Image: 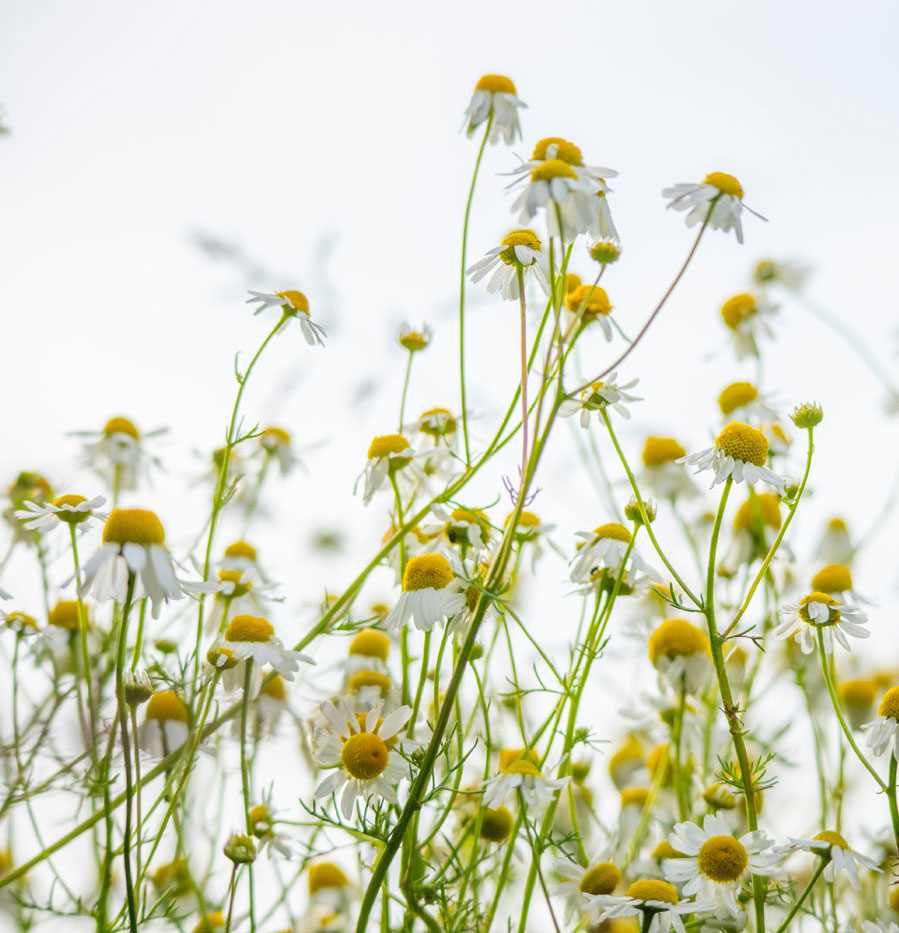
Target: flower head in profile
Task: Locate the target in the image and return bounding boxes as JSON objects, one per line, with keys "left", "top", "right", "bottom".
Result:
{"left": 861, "top": 686, "right": 899, "bottom": 760}
{"left": 482, "top": 748, "right": 567, "bottom": 809}
{"left": 559, "top": 373, "right": 641, "bottom": 427}
{"left": 648, "top": 619, "right": 712, "bottom": 694}
{"left": 73, "top": 417, "right": 165, "bottom": 492}
{"left": 773, "top": 592, "right": 868, "bottom": 654}
{"left": 775, "top": 830, "right": 879, "bottom": 890}
{"left": 467, "top": 229, "right": 549, "bottom": 301}
{"left": 139, "top": 690, "right": 189, "bottom": 757}
{"left": 586, "top": 878, "right": 714, "bottom": 933}
{"left": 552, "top": 856, "right": 621, "bottom": 922}
{"left": 718, "top": 292, "right": 778, "bottom": 360}
{"left": 507, "top": 137, "right": 617, "bottom": 197}
{"left": 217, "top": 614, "right": 313, "bottom": 696}
{"left": 663, "top": 172, "right": 764, "bottom": 244}
{"left": 565, "top": 283, "right": 618, "bottom": 341}
{"left": 259, "top": 426, "right": 301, "bottom": 476}
{"left": 313, "top": 699, "right": 414, "bottom": 819}
{"left": 384, "top": 553, "right": 466, "bottom": 633}
{"left": 15, "top": 494, "right": 107, "bottom": 536}
{"left": 358, "top": 434, "right": 417, "bottom": 505}
{"left": 752, "top": 258, "right": 811, "bottom": 292}
{"left": 640, "top": 436, "right": 698, "bottom": 501}
{"left": 717, "top": 382, "right": 777, "bottom": 423}
{"left": 245, "top": 290, "right": 326, "bottom": 346}
{"left": 570, "top": 522, "right": 658, "bottom": 585}
{"left": 397, "top": 322, "right": 432, "bottom": 353}
{"left": 463, "top": 74, "right": 526, "bottom": 145}
{"left": 678, "top": 422, "right": 785, "bottom": 493}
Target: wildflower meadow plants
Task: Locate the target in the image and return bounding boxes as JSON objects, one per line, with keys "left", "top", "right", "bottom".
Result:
{"left": 3, "top": 73, "right": 899, "bottom": 933}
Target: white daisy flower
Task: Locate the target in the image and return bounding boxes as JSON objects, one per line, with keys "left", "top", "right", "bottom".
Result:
{"left": 814, "top": 516, "right": 854, "bottom": 565}
{"left": 421, "top": 505, "right": 491, "bottom": 552}
{"left": 717, "top": 382, "right": 777, "bottom": 424}
{"left": 504, "top": 509, "right": 554, "bottom": 568}
{"left": 248, "top": 793, "right": 296, "bottom": 858}
{"left": 397, "top": 321, "right": 431, "bottom": 353}
{"left": 564, "top": 283, "right": 619, "bottom": 341}
{"left": 752, "top": 258, "right": 812, "bottom": 292}
{"left": 138, "top": 690, "right": 189, "bottom": 758}
{"left": 79, "top": 508, "right": 183, "bottom": 618}
{"left": 775, "top": 830, "right": 879, "bottom": 890}
{"left": 384, "top": 553, "right": 467, "bottom": 633}
{"left": 220, "top": 539, "right": 268, "bottom": 580}
{"left": 482, "top": 750, "right": 567, "bottom": 810}
{"left": 298, "top": 904, "right": 351, "bottom": 933}
{"left": 639, "top": 436, "right": 699, "bottom": 501}
{"left": 357, "top": 434, "right": 418, "bottom": 505}
{"left": 307, "top": 861, "right": 354, "bottom": 911}
{"left": 861, "top": 686, "right": 899, "bottom": 760}
{"left": 506, "top": 137, "right": 617, "bottom": 197}
{"left": 259, "top": 426, "right": 301, "bottom": 476}
{"left": 404, "top": 407, "right": 458, "bottom": 449}
{"left": 1, "top": 610, "right": 39, "bottom": 636}
{"left": 663, "top": 172, "right": 763, "bottom": 244}
{"left": 587, "top": 879, "right": 715, "bottom": 933}
{"left": 570, "top": 522, "right": 658, "bottom": 584}
{"left": 552, "top": 856, "right": 621, "bottom": 922}
{"left": 15, "top": 494, "right": 108, "bottom": 534}
{"left": 559, "top": 372, "right": 641, "bottom": 427}
{"left": 245, "top": 289, "right": 326, "bottom": 346}
{"left": 863, "top": 921, "right": 899, "bottom": 933}
{"left": 719, "top": 292, "right": 778, "bottom": 360}
{"left": 808, "top": 563, "right": 864, "bottom": 604}
{"left": 648, "top": 619, "right": 713, "bottom": 695}
{"left": 219, "top": 613, "right": 313, "bottom": 696}
{"left": 462, "top": 74, "right": 526, "bottom": 145}
{"left": 511, "top": 158, "right": 601, "bottom": 241}
{"left": 194, "top": 567, "right": 282, "bottom": 634}
{"left": 73, "top": 416, "right": 165, "bottom": 492}
{"left": 678, "top": 422, "right": 786, "bottom": 493}
{"left": 773, "top": 592, "right": 868, "bottom": 654}
{"left": 313, "top": 699, "right": 414, "bottom": 820}
{"left": 466, "top": 229, "right": 549, "bottom": 301}
{"left": 664, "top": 814, "right": 779, "bottom": 917}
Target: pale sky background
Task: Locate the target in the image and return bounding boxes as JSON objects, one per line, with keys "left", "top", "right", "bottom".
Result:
{"left": 2, "top": 0, "right": 899, "bottom": 918}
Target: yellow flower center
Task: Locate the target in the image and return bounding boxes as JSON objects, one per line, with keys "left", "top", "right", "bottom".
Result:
{"left": 418, "top": 407, "right": 456, "bottom": 435}
{"left": 733, "top": 494, "right": 782, "bottom": 531}
{"left": 718, "top": 382, "right": 759, "bottom": 416}
{"left": 566, "top": 284, "right": 612, "bottom": 315}
{"left": 828, "top": 517, "right": 847, "bottom": 532}
{"left": 811, "top": 564, "right": 852, "bottom": 593}
{"left": 531, "top": 158, "right": 578, "bottom": 182}
{"left": 813, "top": 830, "right": 849, "bottom": 850}
{"left": 499, "top": 748, "right": 541, "bottom": 771}
{"left": 642, "top": 436, "right": 686, "bottom": 467}
{"left": 626, "top": 879, "right": 679, "bottom": 904}
{"left": 579, "top": 862, "right": 621, "bottom": 895}
{"left": 349, "top": 628, "right": 391, "bottom": 660}
{"left": 207, "top": 643, "right": 238, "bottom": 670}
{"left": 48, "top": 600, "right": 81, "bottom": 631}
{"left": 225, "top": 614, "right": 274, "bottom": 643}
{"left": 262, "top": 426, "right": 291, "bottom": 446}
{"left": 5, "top": 612, "right": 38, "bottom": 632}
{"left": 703, "top": 784, "right": 737, "bottom": 810}
{"left": 145, "top": 690, "right": 188, "bottom": 723}
{"left": 274, "top": 290, "right": 310, "bottom": 315}
{"left": 50, "top": 494, "right": 91, "bottom": 525}
{"left": 248, "top": 805, "right": 271, "bottom": 837}
{"left": 480, "top": 806, "right": 514, "bottom": 841}
{"left": 501, "top": 759, "right": 542, "bottom": 777}
{"left": 837, "top": 678, "right": 875, "bottom": 708}
{"left": 720, "top": 293, "right": 757, "bottom": 329}
{"left": 697, "top": 835, "right": 748, "bottom": 883}
{"left": 878, "top": 686, "right": 899, "bottom": 720}
{"left": 261, "top": 674, "right": 286, "bottom": 700}
{"left": 714, "top": 422, "right": 769, "bottom": 466}
{"left": 399, "top": 330, "right": 429, "bottom": 351}
{"left": 648, "top": 619, "right": 711, "bottom": 663}
{"left": 566, "top": 273, "right": 582, "bottom": 293}
{"left": 498, "top": 229, "right": 542, "bottom": 265}
{"left": 368, "top": 434, "right": 411, "bottom": 459}
{"left": 218, "top": 569, "right": 252, "bottom": 597}
{"left": 348, "top": 670, "right": 392, "bottom": 696}
{"left": 402, "top": 554, "right": 454, "bottom": 592}
{"left": 592, "top": 522, "right": 632, "bottom": 543}
{"left": 192, "top": 911, "right": 225, "bottom": 933}
{"left": 798, "top": 592, "right": 840, "bottom": 625}
{"left": 103, "top": 416, "right": 140, "bottom": 439}
{"left": 609, "top": 736, "right": 644, "bottom": 774}
{"left": 651, "top": 841, "right": 684, "bottom": 860}
{"left": 308, "top": 861, "right": 350, "bottom": 894}
{"left": 474, "top": 73, "right": 517, "bottom": 95}
{"left": 703, "top": 172, "right": 744, "bottom": 199}
{"left": 531, "top": 137, "right": 583, "bottom": 166}
{"left": 103, "top": 508, "right": 166, "bottom": 546}
{"left": 620, "top": 788, "right": 650, "bottom": 808}
{"left": 341, "top": 731, "right": 389, "bottom": 780}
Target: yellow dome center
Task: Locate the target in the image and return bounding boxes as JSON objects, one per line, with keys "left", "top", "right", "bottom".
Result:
{"left": 651, "top": 840, "right": 684, "bottom": 860}
{"left": 592, "top": 522, "right": 631, "bottom": 543}
{"left": 878, "top": 686, "right": 899, "bottom": 719}
{"left": 224, "top": 540, "right": 257, "bottom": 560}
{"left": 207, "top": 644, "right": 238, "bottom": 670}
{"left": 648, "top": 619, "right": 710, "bottom": 662}
{"left": 348, "top": 670, "right": 392, "bottom": 695}
{"left": 225, "top": 614, "right": 274, "bottom": 643}
{"left": 103, "top": 416, "right": 140, "bottom": 439}
{"left": 274, "top": 290, "right": 310, "bottom": 315}
{"left": 145, "top": 690, "right": 188, "bottom": 723}
{"left": 192, "top": 910, "right": 225, "bottom": 933}
{"left": 399, "top": 330, "right": 429, "bottom": 351}
{"left": 811, "top": 564, "right": 853, "bottom": 593}
{"left": 642, "top": 436, "right": 686, "bottom": 467}
{"left": 714, "top": 422, "right": 769, "bottom": 466}
{"left": 626, "top": 879, "right": 678, "bottom": 904}
{"left": 837, "top": 678, "right": 875, "bottom": 708}
{"left": 798, "top": 592, "right": 840, "bottom": 625}
{"left": 308, "top": 861, "right": 350, "bottom": 893}
{"left": 703, "top": 172, "right": 744, "bottom": 199}
{"left": 828, "top": 517, "right": 848, "bottom": 532}
{"left": 218, "top": 569, "right": 252, "bottom": 597}
{"left": 103, "top": 508, "right": 166, "bottom": 546}
{"left": 733, "top": 494, "right": 782, "bottom": 531}
{"left": 531, "top": 159, "right": 578, "bottom": 182}
{"left": 567, "top": 284, "right": 612, "bottom": 315}
{"left": 261, "top": 674, "right": 286, "bottom": 700}
{"left": 620, "top": 788, "right": 650, "bottom": 808}
{"left": 697, "top": 835, "right": 748, "bottom": 882}
{"left": 349, "top": 628, "right": 391, "bottom": 660}
{"left": 720, "top": 294, "right": 757, "bottom": 329}
{"left": 262, "top": 426, "right": 291, "bottom": 446}
{"left": 501, "top": 228, "right": 542, "bottom": 251}
{"left": 813, "top": 830, "right": 849, "bottom": 849}
{"left": 474, "top": 74, "right": 517, "bottom": 95}
{"left": 368, "top": 434, "right": 411, "bottom": 459}
{"left": 531, "top": 137, "right": 583, "bottom": 166}
{"left": 718, "top": 382, "right": 758, "bottom": 416}
{"left": 48, "top": 600, "right": 81, "bottom": 630}
{"left": 402, "top": 554, "right": 454, "bottom": 592}
{"left": 579, "top": 862, "right": 621, "bottom": 895}
{"left": 341, "top": 731, "right": 389, "bottom": 780}
{"left": 51, "top": 494, "right": 90, "bottom": 525}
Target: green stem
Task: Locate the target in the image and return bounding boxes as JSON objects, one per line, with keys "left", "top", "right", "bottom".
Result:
{"left": 398, "top": 349, "right": 415, "bottom": 432}
{"left": 774, "top": 859, "right": 826, "bottom": 933}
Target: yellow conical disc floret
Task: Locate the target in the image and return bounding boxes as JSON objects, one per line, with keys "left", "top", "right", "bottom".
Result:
{"left": 274, "top": 290, "right": 310, "bottom": 315}
{"left": 837, "top": 678, "right": 875, "bottom": 708}
{"left": 531, "top": 137, "right": 583, "bottom": 166}
{"left": 348, "top": 670, "right": 392, "bottom": 695}
{"left": 652, "top": 840, "right": 684, "bottom": 860}
{"left": 368, "top": 434, "right": 411, "bottom": 459}
{"left": 225, "top": 615, "right": 274, "bottom": 643}
{"left": 718, "top": 382, "right": 758, "bottom": 416}
{"left": 341, "top": 731, "right": 389, "bottom": 780}
{"left": 261, "top": 674, "right": 286, "bottom": 701}
{"left": 813, "top": 830, "right": 850, "bottom": 849}
{"left": 593, "top": 523, "right": 632, "bottom": 543}
{"left": 620, "top": 788, "right": 650, "bottom": 808}
{"left": 50, "top": 494, "right": 91, "bottom": 524}
{"left": 48, "top": 600, "right": 81, "bottom": 631}
{"left": 402, "top": 554, "right": 454, "bottom": 592}
{"left": 811, "top": 564, "right": 852, "bottom": 593}
{"left": 349, "top": 628, "right": 391, "bottom": 661}
{"left": 579, "top": 862, "right": 621, "bottom": 895}
{"left": 734, "top": 494, "right": 782, "bottom": 531}
{"left": 642, "top": 436, "right": 686, "bottom": 467}
{"left": 308, "top": 861, "right": 351, "bottom": 893}
{"left": 103, "top": 416, "right": 140, "bottom": 439}
{"left": 145, "top": 690, "right": 188, "bottom": 723}
{"left": 704, "top": 172, "right": 744, "bottom": 199}
{"left": 474, "top": 74, "right": 517, "bottom": 95}
{"left": 697, "top": 835, "right": 748, "bottom": 882}
{"left": 715, "top": 422, "right": 769, "bottom": 466}
{"left": 626, "top": 879, "right": 679, "bottom": 904}
{"left": 567, "top": 284, "right": 612, "bottom": 315}
{"left": 103, "top": 508, "right": 166, "bottom": 546}
{"left": 878, "top": 686, "right": 899, "bottom": 720}
{"left": 499, "top": 748, "right": 540, "bottom": 771}
{"left": 531, "top": 159, "right": 578, "bottom": 182}
{"left": 720, "top": 294, "right": 756, "bottom": 329}
{"left": 649, "top": 619, "right": 710, "bottom": 663}
{"left": 498, "top": 229, "right": 542, "bottom": 266}
{"left": 224, "top": 540, "right": 257, "bottom": 561}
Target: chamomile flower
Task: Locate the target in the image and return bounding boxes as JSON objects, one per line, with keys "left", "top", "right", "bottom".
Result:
{"left": 665, "top": 814, "right": 779, "bottom": 917}
{"left": 565, "top": 283, "right": 618, "bottom": 340}
{"left": 384, "top": 554, "right": 467, "bottom": 633}
{"left": 463, "top": 74, "right": 526, "bottom": 145}
{"left": 79, "top": 508, "right": 183, "bottom": 618}
{"left": 397, "top": 321, "right": 431, "bottom": 353}
{"left": 220, "top": 614, "right": 313, "bottom": 693}
{"left": 15, "top": 494, "right": 108, "bottom": 534}
{"left": 313, "top": 699, "right": 414, "bottom": 819}
{"left": 815, "top": 517, "right": 854, "bottom": 565}
{"left": 716, "top": 382, "right": 777, "bottom": 423}
{"left": 837, "top": 678, "right": 877, "bottom": 730}
{"left": 648, "top": 619, "right": 712, "bottom": 694}
{"left": 752, "top": 258, "right": 812, "bottom": 292}
{"left": 248, "top": 794, "right": 295, "bottom": 858}
{"left": 774, "top": 592, "right": 869, "bottom": 654}
{"left": 719, "top": 293, "right": 778, "bottom": 360}
{"left": 775, "top": 831, "right": 879, "bottom": 890}
{"left": 559, "top": 373, "right": 641, "bottom": 427}
{"left": 139, "top": 690, "right": 189, "bottom": 757}
{"left": 587, "top": 879, "right": 714, "bottom": 933}
{"left": 307, "top": 861, "right": 354, "bottom": 911}
{"left": 861, "top": 686, "right": 899, "bottom": 760}
{"left": 663, "top": 172, "right": 763, "bottom": 244}
{"left": 245, "top": 290, "right": 326, "bottom": 346}
{"left": 679, "top": 422, "right": 786, "bottom": 493}
{"left": 358, "top": 434, "right": 417, "bottom": 505}
{"left": 552, "top": 857, "right": 621, "bottom": 922}
{"left": 404, "top": 408, "right": 458, "bottom": 448}
{"left": 809, "top": 563, "right": 862, "bottom": 603}
{"left": 570, "top": 523, "right": 658, "bottom": 584}
{"left": 259, "top": 426, "right": 300, "bottom": 476}
{"left": 482, "top": 749, "right": 567, "bottom": 809}
{"left": 511, "top": 158, "right": 601, "bottom": 241}
{"left": 74, "top": 417, "right": 165, "bottom": 492}
{"left": 640, "top": 437, "right": 699, "bottom": 501}
{"left": 422, "top": 505, "right": 491, "bottom": 552}
{"left": 507, "top": 137, "right": 617, "bottom": 195}
{"left": 467, "top": 229, "right": 549, "bottom": 300}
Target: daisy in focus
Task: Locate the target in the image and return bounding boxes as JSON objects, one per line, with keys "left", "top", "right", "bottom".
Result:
{"left": 217, "top": 614, "right": 313, "bottom": 696}
{"left": 587, "top": 879, "right": 714, "bottom": 933}
{"left": 774, "top": 592, "right": 869, "bottom": 653}
{"left": 559, "top": 373, "right": 641, "bottom": 427}
{"left": 384, "top": 553, "right": 466, "bottom": 633}
{"left": 664, "top": 814, "right": 779, "bottom": 916}
{"left": 511, "top": 155, "right": 602, "bottom": 241}
{"left": 775, "top": 830, "right": 879, "bottom": 890}
{"left": 861, "top": 686, "right": 899, "bottom": 760}
{"left": 467, "top": 229, "right": 549, "bottom": 301}
{"left": 462, "top": 74, "right": 526, "bottom": 145}
{"left": 506, "top": 137, "right": 617, "bottom": 197}
{"left": 679, "top": 421, "right": 786, "bottom": 492}
{"left": 15, "top": 494, "right": 107, "bottom": 535}
{"left": 663, "top": 172, "right": 764, "bottom": 244}
{"left": 570, "top": 522, "right": 658, "bottom": 585}
{"left": 245, "top": 289, "right": 326, "bottom": 346}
